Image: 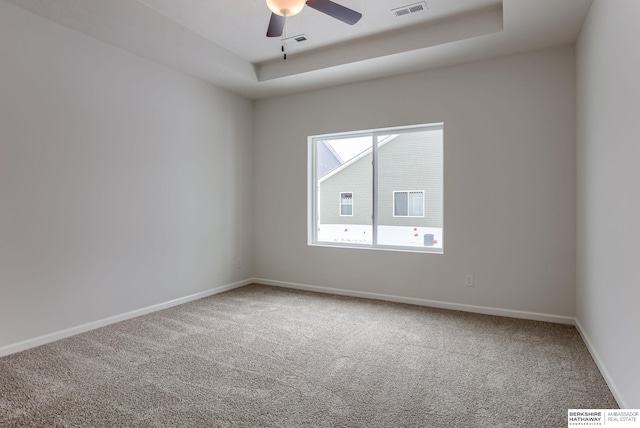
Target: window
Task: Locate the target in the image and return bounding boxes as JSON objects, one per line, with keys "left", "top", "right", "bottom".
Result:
{"left": 394, "top": 191, "right": 424, "bottom": 217}
{"left": 340, "top": 192, "right": 353, "bottom": 216}
{"left": 308, "top": 123, "right": 443, "bottom": 252}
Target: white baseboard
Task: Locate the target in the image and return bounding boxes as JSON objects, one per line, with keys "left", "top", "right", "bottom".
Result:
{"left": 256, "top": 279, "right": 631, "bottom": 406}
{"left": 253, "top": 278, "right": 576, "bottom": 325}
{"left": 4, "top": 277, "right": 625, "bottom": 408}
{"left": 0, "top": 278, "right": 252, "bottom": 358}
{"left": 574, "top": 319, "right": 627, "bottom": 409}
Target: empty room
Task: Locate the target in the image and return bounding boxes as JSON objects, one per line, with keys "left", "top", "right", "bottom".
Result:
{"left": 1, "top": 0, "right": 638, "bottom": 426}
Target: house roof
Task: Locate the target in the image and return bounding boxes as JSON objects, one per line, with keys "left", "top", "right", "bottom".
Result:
{"left": 318, "top": 134, "right": 398, "bottom": 183}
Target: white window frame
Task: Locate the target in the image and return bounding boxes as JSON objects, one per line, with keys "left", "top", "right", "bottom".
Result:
{"left": 393, "top": 190, "right": 425, "bottom": 218}
{"left": 307, "top": 122, "right": 443, "bottom": 254}
{"left": 339, "top": 192, "right": 354, "bottom": 216}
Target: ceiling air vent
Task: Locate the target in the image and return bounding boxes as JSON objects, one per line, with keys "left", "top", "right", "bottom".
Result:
{"left": 392, "top": 2, "right": 427, "bottom": 18}
{"left": 283, "top": 34, "right": 308, "bottom": 45}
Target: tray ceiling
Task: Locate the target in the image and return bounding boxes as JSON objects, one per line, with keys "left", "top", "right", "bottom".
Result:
{"left": 2, "top": 0, "right": 592, "bottom": 99}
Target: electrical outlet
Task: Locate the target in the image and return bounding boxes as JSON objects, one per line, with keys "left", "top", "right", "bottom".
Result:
{"left": 236, "top": 259, "right": 241, "bottom": 270}
{"left": 465, "top": 274, "right": 474, "bottom": 287}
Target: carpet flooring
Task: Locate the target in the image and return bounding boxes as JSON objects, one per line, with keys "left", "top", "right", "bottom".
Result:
{"left": 0, "top": 284, "right": 617, "bottom": 427}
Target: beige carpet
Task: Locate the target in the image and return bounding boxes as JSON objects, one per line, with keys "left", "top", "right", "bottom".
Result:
{"left": 0, "top": 284, "right": 617, "bottom": 427}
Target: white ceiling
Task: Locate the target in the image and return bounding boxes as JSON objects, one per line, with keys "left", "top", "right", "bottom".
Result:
{"left": 3, "top": 0, "right": 593, "bottom": 100}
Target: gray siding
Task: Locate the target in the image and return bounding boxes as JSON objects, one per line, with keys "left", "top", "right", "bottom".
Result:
{"left": 318, "top": 128, "right": 442, "bottom": 227}
{"left": 378, "top": 130, "right": 443, "bottom": 227}
{"left": 319, "top": 152, "right": 373, "bottom": 225}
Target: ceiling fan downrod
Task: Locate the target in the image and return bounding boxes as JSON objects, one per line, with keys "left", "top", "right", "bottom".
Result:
{"left": 281, "top": 14, "right": 287, "bottom": 60}
{"left": 265, "top": 0, "right": 363, "bottom": 60}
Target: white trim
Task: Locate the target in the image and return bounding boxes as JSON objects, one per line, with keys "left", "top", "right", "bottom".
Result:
{"left": 311, "top": 123, "right": 443, "bottom": 253}
{"left": 3, "top": 276, "right": 624, "bottom": 408}
{"left": 310, "top": 122, "right": 443, "bottom": 144}
{"left": 393, "top": 190, "right": 425, "bottom": 217}
{"left": 372, "top": 134, "right": 379, "bottom": 244}
{"left": 307, "top": 136, "right": 317, "bottom": 245}
{"left": 253, "top": 278, "right": 576, "bottom": 325}
{"left": 0, "top": 279, "right": 252, "bottom": 357}
{"left": 308, "top": 241, "right": 443, "bottom": 254}
{"left": 574, "top": 319, "right": 627, "bottom": 408}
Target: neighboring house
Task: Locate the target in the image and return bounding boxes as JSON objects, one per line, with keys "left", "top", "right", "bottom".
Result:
{"left": 317, "top": 140, "right": 343, "bottom": 178}
{"left": 318, "top": 128, "right": 443, "bottom": 228}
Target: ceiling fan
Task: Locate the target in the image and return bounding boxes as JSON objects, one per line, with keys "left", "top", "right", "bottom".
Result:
{"left": 265, "top": 0, "right": 362, "bottom": 38}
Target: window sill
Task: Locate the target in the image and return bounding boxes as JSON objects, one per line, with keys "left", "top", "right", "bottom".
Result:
{"left": 308, "top": 242, "right": 444, "bottom": 254}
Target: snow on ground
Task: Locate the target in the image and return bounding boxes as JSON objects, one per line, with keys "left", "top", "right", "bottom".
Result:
{"left": 317, "top": 224, "right": 443, "bottom": 249}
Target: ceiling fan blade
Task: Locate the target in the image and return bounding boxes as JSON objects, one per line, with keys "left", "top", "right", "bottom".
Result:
{"left": 266, "top": 13, "right": 285, "bottom": 37}
{"left": 306, "top": 0, "right": 362, "bottom": 25}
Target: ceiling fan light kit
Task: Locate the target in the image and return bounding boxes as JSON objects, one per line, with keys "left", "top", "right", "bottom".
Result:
{"left": 265, "top": 0, "right": 306, "bottom": 17}
{"left": 265, "top": 0, "right": 362, "bottom": 59}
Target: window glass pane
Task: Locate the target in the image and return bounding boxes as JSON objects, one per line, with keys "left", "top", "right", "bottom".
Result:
{"left": 409, "top": 191, "right": 424, "bottom": 216}
{"left": 310, "top": 123, "right": 443, "bottom": 252}
{"left": 340, "top": 192, "right": 353, "bottom": 216}
{"left": 394, "top": 192, "right": 408, "bottom": 216}
{"left": 316, "top": 136, "right": 372, "bottom": 244}
{"left": 377, "top": 129, "right": 443, "bottom": 248}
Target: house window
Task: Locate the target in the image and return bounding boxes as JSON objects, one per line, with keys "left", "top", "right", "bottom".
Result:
{"left": 308, "top": 123, "right": 443, "bottom": 252}
{"left": 393, "top": 191, "right": 424, "bottom": 217}
{"left": 340, "top": 192, "right": 353, "bottom": 216}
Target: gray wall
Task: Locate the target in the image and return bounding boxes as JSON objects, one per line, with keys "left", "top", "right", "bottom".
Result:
{"left": 0, "top": 2, "right": 254, "bottom": 350}
{"left": 576, "top": 0, "right": 640, "bottom": 408}
{"left": 5, "top": 1, "right": 634, "bottom": 409}
{"left": 254, "top": 46, "right": 577, "bottom": 318}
